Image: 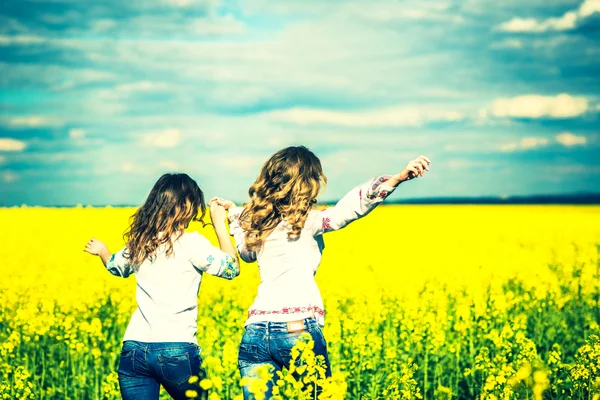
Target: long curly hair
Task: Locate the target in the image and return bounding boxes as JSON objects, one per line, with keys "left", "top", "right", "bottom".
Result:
{"left": 240, "top": 146, "right": 326, "bottom": 251}
{"left": 123, "top": 173, "right": 206, "bottom": 267}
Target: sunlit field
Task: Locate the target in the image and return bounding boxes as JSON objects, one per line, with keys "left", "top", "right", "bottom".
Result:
{"left": 1, "top": 205, "right": 599, "bottom": 399}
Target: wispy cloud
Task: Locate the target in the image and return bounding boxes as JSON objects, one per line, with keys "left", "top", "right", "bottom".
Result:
{"left": 488, "top": 94, "right": 589, "bottom": 119}
{"left": 1, "top": 171, "right": 18, "bottom": 183}
{"left": 556, "top": 132, "right": 587, "bottom": 147}
{"left": 264, "top": 106, "right": 464, "bottom": 128}
{"left": 498, "top": 0, "right": 600, "bottom": 33}
{"left": 0, "top": 138, "right": 27, "bottom": 151}
{"left": 69, "top": 129, "right": 86, "bottom": 139}
{"left": 141, "top": 128, "right": 182, "bottom": 148}
{"left": 4, "top": 116, "right": 63, "bottom": 128}
{"left": 499, "top": 137, "right": 549, "bottom": 152}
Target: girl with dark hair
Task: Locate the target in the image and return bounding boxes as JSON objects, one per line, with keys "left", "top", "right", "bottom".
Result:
{"left": 84, "top": 173, "right": 240, "bottom": 400}
{"left": 215, "top": 146, "right": 431, "bottom": 399}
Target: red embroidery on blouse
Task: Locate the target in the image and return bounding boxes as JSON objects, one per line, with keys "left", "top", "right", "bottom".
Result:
{"left": 366, "top": 176, "right": 392, "bottom": 200}
{"left": 322, "top": 217, "right": 331, "bottom": 230}
{"left": 248, "top": 306, "right": 325, "bottom": 318}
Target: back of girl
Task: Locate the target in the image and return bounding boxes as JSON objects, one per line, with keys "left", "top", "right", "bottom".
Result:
{"left": 216, "top": 146, "right": 430, "bottom": 399}
{"left": 84, "top": 173, "right": 240, "bottom": 400}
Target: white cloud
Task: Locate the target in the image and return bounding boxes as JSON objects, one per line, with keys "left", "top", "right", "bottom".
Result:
{"left": 2, "top": 171, "right": 18, "bottom": 183}
{"left": 498, "top": 0, "right": 600, "bottom": 32}
{"left": 191, "top": 14, "right": 246, "bottom": 35}
{"left": 166, "top": 0, "right": 192, "bottom": 6}
{"left": 69, "top": 129, "right": 86, "bottom": 139}
{"left": 0, "top": 155, "right": 6, "bottom": 164}
{"left": 499, "top": 137, "right": 549, "bottom": 152}
{"left": 142, "top": 128, "right": 182, "bottom": 148}
{"left": 0, "top": 34, "right": 46, "bottom": 45}
{"left": 121, "top": 162, "right": 135, "bottom": 173}
{"left": 114, "top": 81, "right": 171, "bottom": 93}
{"left": 0, "top": 138, "right": 27, "bottom": 151}
{"left": 490, "top": 94, "right": 588, "bottom": 119}
{"left": 350, "top": 2, "right": 464, "bottom": 24}
{"left": 264, "top": 106, "right": 464, "bottom": 127}
{"left": 5, "top": 116, "right": 63, "bottom": 128}
{"left": 580, "top": 0, "right": 600, "bottom": 17}
{"left": 556, "top": 132, "right": 587, "bottom": 147}
{"left": 490, "top": 39, "right": 524, "bottom": 49}
{"left": 158, "top": 160, "right": 178, "bottom": 171}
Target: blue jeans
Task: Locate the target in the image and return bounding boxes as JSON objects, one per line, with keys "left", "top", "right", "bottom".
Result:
{"left": 118, "top": 341, "right": 207, "bottom": 400}
{"left": 238, "top": 318, "right": 331, "bottom": 399}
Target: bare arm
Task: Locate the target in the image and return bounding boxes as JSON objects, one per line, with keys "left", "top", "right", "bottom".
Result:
{"left": 209, "top": 200, "right": 240, "bottom": 266}
{"left": 210, "top": 197, "right": 257, "bottom": 263}
{"left": 308, "top": 155, "right": 432, "bottom": 235}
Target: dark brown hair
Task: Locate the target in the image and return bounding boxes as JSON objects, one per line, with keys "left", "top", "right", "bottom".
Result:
{"left": 240, "top": 146, "right": 326, "bottom": 251}
{"left": 124, "top": 173, "right": 206, "bottom": 267}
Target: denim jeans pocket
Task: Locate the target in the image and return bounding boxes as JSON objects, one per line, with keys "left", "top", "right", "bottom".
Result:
{"left": 118, "top": 348, "right": 136, "bottom": 378}
{"left": 238, "top": 343, "right": 260, "bottom": 369}
{"left": 158, "top": 351, "right": 192, "bottom": 385}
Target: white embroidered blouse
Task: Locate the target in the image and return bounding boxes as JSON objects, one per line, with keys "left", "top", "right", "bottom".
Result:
{"left": 228, "top": 176, "right": 396, "bottom": 326}
{"left": 106, "top": 231, "right": 239, "bottom": 343}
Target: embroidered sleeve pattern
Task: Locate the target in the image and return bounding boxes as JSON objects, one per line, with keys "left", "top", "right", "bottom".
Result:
{"left": 189, "top": 233, "right": 240, "bottom": 280}
{"left": 105, "top": 249, "right": 133, "bottom": 278}
{"left": 311, "top": 175, "right": 397, "bottom": 235}
{"left": 201, "top": 251, "right": 240, "bottom": 280}
{"left": 364, "top": 175, "right": 394, "bottom": 200}
{"left": 220, "top": 254, "right": 240, "bottom": 280}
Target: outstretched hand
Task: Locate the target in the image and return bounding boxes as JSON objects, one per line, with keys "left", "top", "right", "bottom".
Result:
{"left": 388, "top": 155, "right": 431, "bottom": 186}
{"left": 84, "top": 238, "right": 108, "bottom": 256}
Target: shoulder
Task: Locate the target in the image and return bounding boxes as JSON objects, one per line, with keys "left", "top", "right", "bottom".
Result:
{"left": 302, "top": 209, "right": 325, "bottom": 231}
{"left": 179, "top": 231, "right": 210, "bottom": 247}
{"left": 306, "top": 209, "right": 324, "bottom": 222}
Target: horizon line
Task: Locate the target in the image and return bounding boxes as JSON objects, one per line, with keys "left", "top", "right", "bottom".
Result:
{"left": 2, "top": 192, "right": 600, "bottom": 208}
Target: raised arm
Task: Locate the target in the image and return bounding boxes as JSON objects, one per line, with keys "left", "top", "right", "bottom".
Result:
{"left": 186, "top": 201, "right": 241, "bottom": 279}
{"left": 209, "top": 201, "right": 241, "bottom": 266}
{"left": 308, "top": 155, "right": 431, "bottom": 235}
{"left": 227, "top": 206, "right": 257, "bottom": 263}
{"left": 209, "top": 197, "right": 257, "bottom": 263}
{"left": 84, "top": 239, "right": 133, "bottom": 278}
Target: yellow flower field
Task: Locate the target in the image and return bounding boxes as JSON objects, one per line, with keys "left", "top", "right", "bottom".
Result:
{"left": 1, "top": 205, "right": 599, "bottom": 399}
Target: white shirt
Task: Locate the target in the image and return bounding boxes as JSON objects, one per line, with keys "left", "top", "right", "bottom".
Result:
{"left": 228, "top": 176, "right": 396, "bottom": 326}
{"left": 106, "top": 231, "right": 239, "bottom": 343}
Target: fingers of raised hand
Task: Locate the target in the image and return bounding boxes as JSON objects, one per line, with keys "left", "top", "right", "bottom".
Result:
{"left": 407, "top": 165, "right": 420, "bottom": 179}
{"left": 417, "top": 155, "right": 431, "bottom": 165}
{"left": 416, "top": 158, "right": 430, "bottom": 171}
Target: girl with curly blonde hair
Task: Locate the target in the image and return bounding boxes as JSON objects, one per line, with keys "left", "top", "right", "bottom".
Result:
{"left": 215, "top": 146, "right": 430, "bottom": 399}
{"left": 84, "top": 173, "right": 240, "bottom": 400}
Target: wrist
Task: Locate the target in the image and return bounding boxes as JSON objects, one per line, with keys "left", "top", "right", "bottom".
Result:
{"left": 387, "top": 175, "right": 403, "bottom": 187}
{"left": 213, "top": 222, "right": 229, "bottom": 234}
{"left": 98, "top": 247, "right": 111, "bottom": 264}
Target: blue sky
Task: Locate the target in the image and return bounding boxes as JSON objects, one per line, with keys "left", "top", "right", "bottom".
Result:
{"left": 1, "top": 0, "right": 599, "bottom": 206}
